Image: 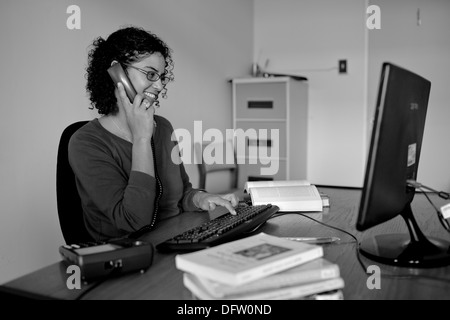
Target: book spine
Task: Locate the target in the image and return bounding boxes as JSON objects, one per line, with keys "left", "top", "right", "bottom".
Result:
{"left": 217, "top": 265, "right": 340, "bottom": 297}
{"left": 306, "top": 289, "right": 344, "bottom": 300}
{"left": 176, "top": 257, "right": 238, "bottom": 285}
{"left": 236, "top": 278, "right": 345, "bottom": 300}
{"left": 183, "top": 274, "right": 213, "bottom": 300}
{"left": 276, "top": 202, "right": 323, "bottom": 212}
{"left": 235, "top": 246, "right": 323, "bottom": 285}
{"left": 184, "top": 273, "right": 345, "bottom": 301}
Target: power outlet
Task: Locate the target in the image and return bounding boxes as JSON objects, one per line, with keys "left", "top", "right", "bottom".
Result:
{"left": 339, "top": 59, "right": 347, "bottom": 74}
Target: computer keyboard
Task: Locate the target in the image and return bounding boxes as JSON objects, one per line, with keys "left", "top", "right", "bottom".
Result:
{"left": 156, "top": 204, "right": 279, "bottom": 252}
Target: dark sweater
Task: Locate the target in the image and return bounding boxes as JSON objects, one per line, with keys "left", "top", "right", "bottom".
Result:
{"left": 68, "top": 115, "right": 200, "bottom": 240}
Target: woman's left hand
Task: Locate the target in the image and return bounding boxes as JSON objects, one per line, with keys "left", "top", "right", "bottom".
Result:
{"left": 194, "top": 192, "right": 239, "bottom": 215}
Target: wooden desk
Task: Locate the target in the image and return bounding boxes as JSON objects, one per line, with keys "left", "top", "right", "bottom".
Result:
{"left": 1, "top": 188, "right": 450, "bottom": 300}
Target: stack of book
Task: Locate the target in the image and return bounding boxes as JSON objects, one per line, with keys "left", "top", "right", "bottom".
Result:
{"left": 175, "top": 233, "right": 344, "bottom": 300}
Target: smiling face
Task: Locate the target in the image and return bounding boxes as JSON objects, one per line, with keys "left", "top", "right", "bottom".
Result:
{"left": 126, "top": 52, "right": 166, "bottom": 105}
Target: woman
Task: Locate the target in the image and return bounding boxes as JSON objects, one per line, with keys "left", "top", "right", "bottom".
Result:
{"left": 69, "top": 26, "right": 238, "bottom": 241}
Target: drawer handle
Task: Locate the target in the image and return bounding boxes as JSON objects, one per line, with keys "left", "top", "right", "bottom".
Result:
{"left": 248, "top": 176, "right": 274, "bottom": 182}
{"left": 247, "top": 101, "right": 273, "bottom": 109}
{"left": 247, "top": 138, "right": 272, "bottom": 148}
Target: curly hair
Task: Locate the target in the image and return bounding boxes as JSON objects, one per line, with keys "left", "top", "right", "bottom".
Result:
{"left": 85, "top": 26, "right": 174, "bottom": 115}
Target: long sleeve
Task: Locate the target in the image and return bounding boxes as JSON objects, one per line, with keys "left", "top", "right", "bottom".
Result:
{"left": 69, "top": 130, "right": 157, "bottom": 237}
{"left": 180, "top": 162, "right": 205, "bottom": 212}
{"left": 161, "top": 119, "right": 204, "bottom": 213}
{"left": 68, "top": 117, "right": 203, "bottom": 241}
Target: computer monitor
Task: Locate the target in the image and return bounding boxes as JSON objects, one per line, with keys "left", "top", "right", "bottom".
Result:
{"left": 356, "top": 62, "right": 450, "bottom": 268}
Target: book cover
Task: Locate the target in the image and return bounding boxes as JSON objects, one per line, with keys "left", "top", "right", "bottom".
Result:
{"left": 192, "top": 258, "right": 340, "bottom": 298}
{"left": 244, "top": 180, "right": 324, "bottom": 212}
{"left": 183, "top": 272, "right": 345, "bottom": 300}
{"left": 175, "top": 233, "right": 323, "bottom": 286}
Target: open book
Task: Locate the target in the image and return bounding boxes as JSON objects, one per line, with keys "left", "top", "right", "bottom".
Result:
{"left": 175, "top": 233, "right": 323, "bottom": 286}
{"left": 244, "top": 180, "right": 325, "bottom": 212}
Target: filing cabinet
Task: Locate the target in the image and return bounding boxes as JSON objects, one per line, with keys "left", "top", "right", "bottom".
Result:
{"left": 231, "top": 77, "right": 308, "bottom": 188}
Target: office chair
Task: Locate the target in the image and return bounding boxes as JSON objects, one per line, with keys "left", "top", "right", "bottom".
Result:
{"left": 56, "top": 121, "right": 94, "bottom": 244}
{"left": 195, "top": 140, "right": 239, "bottom": 194}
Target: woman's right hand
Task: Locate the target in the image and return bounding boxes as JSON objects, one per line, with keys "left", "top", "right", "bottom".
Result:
{"left": 117, "top": 82, "right": 155, "bottom": 142}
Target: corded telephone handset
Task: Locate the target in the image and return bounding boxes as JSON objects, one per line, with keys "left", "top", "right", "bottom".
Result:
{"left": 107, "top": 62, "right": 137, "bottom": 103}
{"left": 107, "top": 62, "right": 157, "bottom": 131}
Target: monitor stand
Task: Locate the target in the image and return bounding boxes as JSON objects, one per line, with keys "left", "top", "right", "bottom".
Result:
{"left": 359, "top": 204, "right": 450, "bottom": 268}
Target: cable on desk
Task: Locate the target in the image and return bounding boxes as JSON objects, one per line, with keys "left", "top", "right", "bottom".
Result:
{"left": 407, "top": 180, "right": 450, "bottom": 200}
{"left": 269, "top": 211, "right": 359, "bottom": 244}
{"left": 73, "top": 268, "right": 121, "bottom": 300}
{"left": 275, "top": 212, "right": 368, "bottom": 271}
{"left": 74, "top": 280, "right": 106, "bottom": 300}
{"left": 270, "top": 212, "right": 369, "bottom": 275}
{"left": 418, "top": 188, "right": 450, "bottom": 233}
{"left": 270, "top": 212, "right": 450, "bottom": 284}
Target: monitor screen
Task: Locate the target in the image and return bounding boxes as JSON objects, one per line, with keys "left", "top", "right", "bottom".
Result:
{"left": 356, "top": 62, "right": 450, "bottom": 267}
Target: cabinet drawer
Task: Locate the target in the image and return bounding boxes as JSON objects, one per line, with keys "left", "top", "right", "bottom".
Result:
{"left": 235, "top": 82, "right": 286, "bottom": 119}
{"left": 234, "top": 120, "right": 286, "bottom": 158}
{"left": 238, "top": 160, "right": 287, "bottom": 189}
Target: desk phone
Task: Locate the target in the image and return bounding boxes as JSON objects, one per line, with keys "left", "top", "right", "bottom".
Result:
{"left": 59, "top": 238, "right": 154, "bottom": 282}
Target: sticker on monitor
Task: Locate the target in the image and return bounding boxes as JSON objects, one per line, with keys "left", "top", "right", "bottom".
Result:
{"left": 407, "top": 143, "right": 417, "bottom": 167}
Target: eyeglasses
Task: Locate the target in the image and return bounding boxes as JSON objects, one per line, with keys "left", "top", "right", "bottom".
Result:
{"left": 126, "top": 65, "right": 170, "bottom": 85}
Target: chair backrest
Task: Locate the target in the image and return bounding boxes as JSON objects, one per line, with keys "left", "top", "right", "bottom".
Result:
{"left": 56, "top": 121, "right": 94, "bottom": 244}
{"left": 195, "top": 140, "right": 239, "bottom": 192}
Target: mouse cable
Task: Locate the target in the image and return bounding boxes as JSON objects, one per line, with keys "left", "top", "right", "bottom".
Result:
{"left": 269, "top": 211, "right": 450, "bottom": 284}
{"left": 408, "top": 180, "right": 450, "bottom": 233}
{"left": 270, "top": 211, "right": 359, "bottom": 244}
{"left": 418, "top": 187, "right": 450, "bottom": 233}
{"left": 407, "top": 179, "right": 450, "bottom": 200}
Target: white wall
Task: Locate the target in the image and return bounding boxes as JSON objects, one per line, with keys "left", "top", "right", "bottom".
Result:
{"left": 0, "top": 0, "right": 253, "bottom": 284}
{"left": 254, "top": 0, "right": 450, "bottom": 191}
{"left": 368, "top": 0, "right": 450, "bottom": 191}
{"left": 254, "top": 0, "right": 367, "bottom": 187}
